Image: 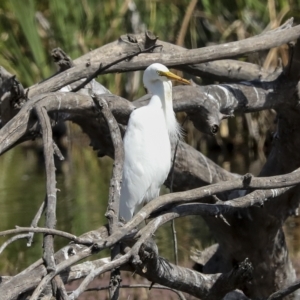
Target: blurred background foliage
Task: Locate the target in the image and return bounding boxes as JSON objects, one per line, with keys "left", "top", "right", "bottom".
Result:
{"left": 0, "top": 0, "right": 299, "bottom": 282}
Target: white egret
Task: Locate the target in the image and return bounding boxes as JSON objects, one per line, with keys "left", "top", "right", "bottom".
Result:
{"left": 119, "top": 63, "right": 190, "bottom": 221}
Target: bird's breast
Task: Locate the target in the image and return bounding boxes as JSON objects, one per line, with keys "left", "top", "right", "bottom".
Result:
{"left": 123, "top": 106, "right": 171, "bottom": 171}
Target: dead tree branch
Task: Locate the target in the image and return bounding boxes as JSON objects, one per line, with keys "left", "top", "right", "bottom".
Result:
{"left": 26, "top": 22, "right": 300, "bottom": 98}
{"left": 35, "top": 106, "right": 57, "bottom": 274}
{"left": 92, "top": 95, "right": 124, "bottom": 299}
{"left": 0, "top": 227, "right": 93, "bottom": 244}
{"left": 0, "top": 234, "right": 31, "bottom": 255}
{"left": 71, "top": 44, "right": 161, "bottom": 92}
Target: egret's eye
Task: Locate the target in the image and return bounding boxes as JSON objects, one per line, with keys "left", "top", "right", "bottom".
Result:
{"left": 157, "top": 71, "right": 163, "bottom": 76}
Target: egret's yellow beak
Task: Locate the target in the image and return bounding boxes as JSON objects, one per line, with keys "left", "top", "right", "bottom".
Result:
{"left": 158, "top": 71, "right": 190, "bottom": 85}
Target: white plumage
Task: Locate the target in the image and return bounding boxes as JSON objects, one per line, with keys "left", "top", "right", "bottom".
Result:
{"left": 119, "top": 63, "right": 190, "bottom": 221}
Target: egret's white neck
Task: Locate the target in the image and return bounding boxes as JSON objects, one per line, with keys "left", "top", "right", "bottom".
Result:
{"left": 147, "top": 80, "right": 181, "bottom": 144}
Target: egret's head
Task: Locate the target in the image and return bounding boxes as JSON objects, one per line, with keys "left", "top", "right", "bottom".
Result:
{"left": 143, "top": 63, "right": 190, "bottom": 93}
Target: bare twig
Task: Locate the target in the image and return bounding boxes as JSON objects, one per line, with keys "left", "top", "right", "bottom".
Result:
{"left": 0, "top": 234, "right": 31, "bottom": 254}
{"left": 53, "top": 141, "right": 65, "bottom": 160}
{"left": 171, "top": 220, "right": 178, "bottom": 265}
{"left": 0, "top": 227, "right": 92, "bottom": 244}
{"left": 27, "top": 197, "right": 46, "bottom": 246}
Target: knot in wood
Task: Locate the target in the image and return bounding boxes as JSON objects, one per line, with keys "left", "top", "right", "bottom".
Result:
{"left": 110, "top": 273, "right": 122, "bottom": 286}
{"left": 243, "top": 173, "right": 253, "bottom": 186}
{"left": 132, "top": 254, "right": 142, "bottom": 265}
{"left": 67, "top": 247, "right": 76, "bottom": 256}
{"left": 92, "top": 241, "right": 104, "bottom": 252}
{"left": 105, "top": 210, "right": 114, "bottom": 220}
{"left": 211, "top": 124, "right": 219, "bottom": 135}
{"left": 237, "top": 258, "right": 253, "bottom": 281}
{"left": 127, "top": 34, "right": 137, "bottom": 43}
{"left": 145, "top": 31, "right": 158, "bottom": 51}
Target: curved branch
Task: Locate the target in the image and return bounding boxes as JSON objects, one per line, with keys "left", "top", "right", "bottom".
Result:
{"left": 75, "top": 18, "right": 294, "bottom": 65}
{"left": 0, "top": 234, "right": 30, "bottom": 255}
{"left": 95, "top": 170, "right": 300, "bottom": 250}
{"left": 26, "top": 23, "right": 300, "bottom": 98}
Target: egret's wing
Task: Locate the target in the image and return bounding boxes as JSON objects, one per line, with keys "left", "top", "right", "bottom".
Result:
{"left": 119, "top": 104, "right": 171, "bottom": 221}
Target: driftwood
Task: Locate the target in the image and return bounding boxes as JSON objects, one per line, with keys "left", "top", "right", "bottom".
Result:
{"left": 1, "top": 18, "right": 300, "bottom": 300}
